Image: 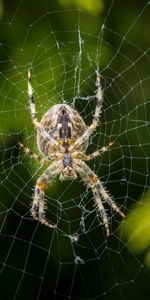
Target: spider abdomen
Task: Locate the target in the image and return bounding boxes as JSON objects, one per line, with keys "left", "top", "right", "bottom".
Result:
{"left": 37, "top": 103, "right": 87, "bottom": 156}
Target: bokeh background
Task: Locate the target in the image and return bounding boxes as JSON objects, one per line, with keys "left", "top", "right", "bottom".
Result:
{"left": 0, "top": 0, "right": 150, "bottom": 299}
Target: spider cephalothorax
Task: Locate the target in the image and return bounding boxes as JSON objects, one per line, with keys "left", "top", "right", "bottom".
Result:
{"left": 19, "top": 69, "right": 125, "bottom": 236}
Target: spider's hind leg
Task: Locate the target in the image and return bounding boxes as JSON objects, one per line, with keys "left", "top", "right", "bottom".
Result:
{"left": 27, "top": 69, "right": 59, "bottom": 148}
{"left": 70, "top": 73, "right": 104, "bottom": 151}
{"left": 91, "top": 72, "right": 103, "bottom": 129}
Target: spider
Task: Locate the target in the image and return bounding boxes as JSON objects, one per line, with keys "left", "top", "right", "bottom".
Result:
{"left": 19, "top": 69, "right": 125, "bottom": 237}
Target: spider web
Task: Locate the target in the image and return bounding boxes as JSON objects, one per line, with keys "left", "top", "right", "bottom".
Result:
{"left": 0, "top": 0, "right": 150, "bottom": 299}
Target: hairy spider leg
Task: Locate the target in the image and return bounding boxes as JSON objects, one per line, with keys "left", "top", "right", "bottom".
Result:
{"left": 31, "top": 161, "right": 62, "bottom": 228}
{"left": 28, "top": 69, "right": 59, "bottom": 148}
{"left": 97, "top": 180, "right": 125, "bottom": 218}
{"left": 18, "top": 142, "right": 44, "bottom": 163}
{"left": 75, "top": 160, "right": 109, "bottom": 235}
{"left": 92, "top": 71, "right": 104, "bottom": 128}
{"left": 83, "top": 141, "right": 115, "bottom": 161}
{"left": 70, "top": 72, "right": 103, "bottom": 151}
{"left": 75, "top": 160, "right": 125, "bottom": 236}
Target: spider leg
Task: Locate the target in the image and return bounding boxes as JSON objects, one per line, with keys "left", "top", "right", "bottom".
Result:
{"left": 28, "top": 69, "right": 58, "bottom": 148}
{"left": 92, "top": 71, "right": 104, "bottom": 129}
{"left": 75, "top": 160, "right": 109, "bottom": 236}
{"left": 93, "top": 188, "right": 110, "bottom": 236}
{"left": 97, "top": 180, "right": 125, "bottom": 218}
{"left": 83, "top": 141, "right": 114, "bottom": 161}
{"left": 28, "top": 69, "right": 37, "bottom": 125}
{"left": 18, "top": 142, "right": 44, "bottom": 163}
{"left": 75, "top": 160, "right": 125, "bottom": 236}
{"left": 31, "top": 161, "right": 62, "bottom": 228}
{"left": 71, "top": 72, "right": 103, "bottom": 150}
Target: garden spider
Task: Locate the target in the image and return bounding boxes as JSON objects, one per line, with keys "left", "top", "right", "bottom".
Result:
{"left": 19, "top": 69, "right": 125, "bottom": 237}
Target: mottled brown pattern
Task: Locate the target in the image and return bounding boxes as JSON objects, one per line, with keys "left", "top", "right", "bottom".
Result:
{"left": 37, "top": 104, "right": 87, "bottom": 156}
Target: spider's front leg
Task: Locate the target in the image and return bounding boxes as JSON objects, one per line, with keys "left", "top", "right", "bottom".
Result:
{"left": 75, "top": 160, "right": 125, "bottom": 236}
{"left": 76, "top": 160, "right": 109, "bottom": 235}
{"left": 31, "top": 161, "right": 62, "bottom": 228}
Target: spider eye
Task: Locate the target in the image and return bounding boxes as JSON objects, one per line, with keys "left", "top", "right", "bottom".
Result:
{"left": 63, "top": 154, "right": 72, "bottom": 167}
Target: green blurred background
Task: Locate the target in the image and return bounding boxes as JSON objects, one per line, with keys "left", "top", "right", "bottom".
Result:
{"left": 0, "top": 0, "right": 150, "bottom": 299}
